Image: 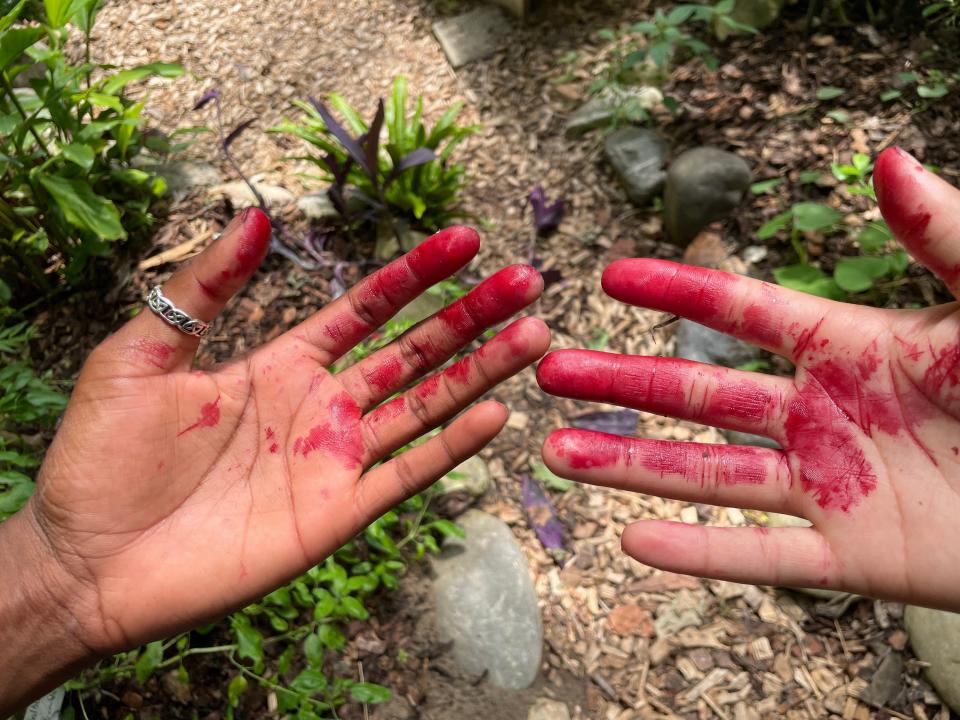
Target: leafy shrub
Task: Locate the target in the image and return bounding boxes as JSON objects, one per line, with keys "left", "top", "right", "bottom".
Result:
{"left": 0, "top": 0, "right": 183, "bottom": 302}
{"left": 273, "top": 76, "right": 478, "bottom": 232}
{"left": 0, "top": 313, "right": 67, "bottom": 521}
{"left": 590, "top": 1, "right": 756, "bottom": 121}
{"left": 759, "top": 154, "right": 908, "bottom": 300}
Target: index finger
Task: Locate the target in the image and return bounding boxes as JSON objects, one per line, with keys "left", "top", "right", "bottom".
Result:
{"left": 602, "top": 259, "right": 855, "bottom": 363}
{"left": 274, "top": 226, "right": 480, "bottom": 366}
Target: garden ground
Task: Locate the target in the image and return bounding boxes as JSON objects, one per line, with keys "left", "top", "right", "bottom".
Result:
{"left": 38, "top": 0, "right": 960, "bottom": 718}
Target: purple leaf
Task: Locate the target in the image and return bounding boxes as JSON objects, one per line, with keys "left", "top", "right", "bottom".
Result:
{"left": 361, "top": 99, "right": 384, "bottom": 188}
{"left": 383, "top": 147, "right": 435, "bottom": 188}
{"left": 521, "top": 475, "right": 565, "bottom": 552}
{"left": 224, "top": 118, "right": 255, "bottom": 148}
{"left": 330, "top": 261, "right": 351, "bottom": 299}
{"left": 528, "top": 185, "right": 565, "bottom": 236}
{"left": 193, "top": 88, "right": 220, "bottom": 110}
{"left": 571, "top": 410, "right": 639, "bottom": 436}
{"left": 309, "top": 96, "right": 371, "bottom": 177}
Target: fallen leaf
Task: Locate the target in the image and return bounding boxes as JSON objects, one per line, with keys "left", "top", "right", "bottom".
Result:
{"left": 608, "top": 604, "right": 654, "bottom": 637}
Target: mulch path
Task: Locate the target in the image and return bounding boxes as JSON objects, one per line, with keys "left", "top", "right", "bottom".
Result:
{"left": 38, "top": 0, "right": 960, "bottom": 718}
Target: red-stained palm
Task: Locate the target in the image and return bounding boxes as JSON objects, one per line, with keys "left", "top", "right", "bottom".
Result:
{"left": 25, "top": 213, "right": 550, "bottom": 654}
{"left": 538, "top": 147, "right": 960, "bottom": 611}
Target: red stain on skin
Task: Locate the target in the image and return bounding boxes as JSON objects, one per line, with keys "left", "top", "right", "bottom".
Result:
{"left": 232, "top": 208, "right": 272, "bottom": 278}
{"left": 783, "top": 380, "right": 877, "bottom": 512}
{"left": 323, "top": 312, "right": 366, "bottom": 346}
{"left": 444, "top": 356, "right": 472, "bottom": 384}
{"left": 549, "top": 429, "right": 621, "bottom": 469}
{"left": 136, "top": 338, "right": 175, "bottom": 369}
{"left": 369, "top": 396, "right": 406, "bottom": 424}
{"left": 874, "top": 147, "right": 952, "bottom": 281}
{"left": 952, "top": 447, "right": 958, "bottom": 456}
{"left": 923, "top": 343, "right": 960, "bottom": 391}
{"left": 415, "top": 374, "right": 442, "bottom": 399}
{"left": 265, "top": 427, "right": 275, "bottom": 439}
{"left": 633, "top": 440, "right": 773, "bottom": 487}
{"left": 269, "top": 442, "right": 279, "bottom": 454}
{"left": 406, "top": 226, "right": 481, "bottom": 280}
{"left": 367, "top": 355, "right": 405, "bottom": 391}
{"left": 818, "top": 576, "right": 829, "bottom": 586}
{"left": 895, "top": 337, "right": 924, "bottom": 362}
{"left": 293, "top": 391, "right": 363, "bottom": 468}
{"left": 157, "top": 461, "right": 165, "bottom": 470}
{"left": 437, "top": 265, "right": 541, "bottom": 337}
{"left": 178, "top": 397, "right": 221, "bottom": 436}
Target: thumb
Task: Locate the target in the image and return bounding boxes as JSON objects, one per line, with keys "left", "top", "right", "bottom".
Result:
{"left": 97, "top": 207, "right": 272, "bottom": 376}
{"left": 874, "top": 146, "right": 960, "bottom": 296}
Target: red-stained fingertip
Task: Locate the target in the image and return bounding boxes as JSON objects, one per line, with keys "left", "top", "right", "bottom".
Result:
{"left": 232, "top": 207, "right": 273, "bottom": 277}
{"left": 536, "top": 349, "right": 613, "bottom": 399}
{"left": 406, "top": 226, "right": 481, "bottom": 280}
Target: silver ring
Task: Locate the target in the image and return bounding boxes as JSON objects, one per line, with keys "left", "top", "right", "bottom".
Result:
{"left": 146, "top": 286, "right": 211, "bottom": 338}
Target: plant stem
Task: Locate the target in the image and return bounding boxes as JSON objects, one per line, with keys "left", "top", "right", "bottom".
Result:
{"left": 0, "top": 73, "right": 50, "bottom": 156}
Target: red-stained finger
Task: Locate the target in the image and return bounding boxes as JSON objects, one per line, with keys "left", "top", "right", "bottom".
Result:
{"left": 352, "top": 400, "right": 508, "bottom": 526}
{"left": 622, "top": 521, "right": 838, "bottom": 590}
{"left": 543, "top": 429, "right": 795, "bottom": 513}
{"left": 277, "top": 226, "right": 480, "bottom": 366}
{"left": 537, "top": 351, "right": 793, "bottom": 439}
{"left": 601, "top": 259, "right": 847, "bottom": 362}
{"left": 359, "top": 317, "right": 551, "bottom": 466}
{"left": 874, "top": 146, "right": 960, "bottom": 297}
{"left": 97, "top": 208, "right": 272, "bottom": 376}
{"left": 339, "top": 265, "right": 544, "bottom": 410}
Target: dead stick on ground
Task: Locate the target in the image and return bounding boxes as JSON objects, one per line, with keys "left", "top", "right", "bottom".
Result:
{"left": 701, "top": 691, "right": 731, "bottom": 720}
{"left": 139, "top": 228, "right": 214, "bottom": 270}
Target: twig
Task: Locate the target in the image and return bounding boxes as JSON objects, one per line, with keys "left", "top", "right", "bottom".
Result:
{"left": 0, "top": 74, "right": 50, "bottom": 156}
{"left": 358, "top": 661, "right": 369, "bottom": 720}
{"left": 701, "top": 691, "right": 732, "bottom": 720}
{"left": 834, "top": 618, "right": 851, "bottom": 660}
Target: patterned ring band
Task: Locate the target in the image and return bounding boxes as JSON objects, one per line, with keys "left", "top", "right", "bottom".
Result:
{"left": 146, "top": 286, "right": 211, "bottom": 338}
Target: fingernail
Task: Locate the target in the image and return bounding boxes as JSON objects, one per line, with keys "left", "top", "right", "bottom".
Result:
{"left": 892, "top": 146, "right": 923, "bottom": 169}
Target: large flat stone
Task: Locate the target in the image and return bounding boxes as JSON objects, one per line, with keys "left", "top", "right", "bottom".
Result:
{"left": 433, "top": 7, "right": 511, "bottom": 69}
{"left": 905, "top": 605, "right": 960, "bottom": 714}
{"left": 433, "top": 510, "right": 542, "bottom": 689}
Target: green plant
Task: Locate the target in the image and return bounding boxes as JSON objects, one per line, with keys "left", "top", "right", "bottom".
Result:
{"left": 590, "top": 1, "right": 756, "bottom": 122}
{"left": 0, "top": 0, "right": 184, "bottom": 302}
{"left": 273, "top": 76, "right": 478, "bottom": 233}
{"left": 881, "top": 68, "right": 958, "bottom": 109}
{"left": 762, "top": 155, "right": 909, "bottom": 300}
{"left": 0, "top": 313, "right": 67, "bottom": 521}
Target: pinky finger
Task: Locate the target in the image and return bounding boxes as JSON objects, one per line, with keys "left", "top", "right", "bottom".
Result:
{"left": 352, "top": 400, "right": 508, "bottom": 526}
{"left": 623, "top": 521, "right": 837, "bottom": 590}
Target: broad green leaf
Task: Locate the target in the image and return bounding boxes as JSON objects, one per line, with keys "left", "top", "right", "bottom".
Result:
{"left": 880, "top": 89, "right": 902, "bottom": 102}
{"left": 666, "top": 5, "right": 696, "bottom": 25}
{"left": 826, "top": 110, "right": 850, "bottom": 123}
{"left": 100, "top": 62, "right": 184, "bottom": 94}
{"left": 773, "top": 264, "right": 844, "bottom": 300}
{"left": 0, "top": 26, "right": 43, "bottom": 70}
{"left": 316, "top": 622, "right": 345, "bottom": 650}
{"left": 791, "top": 202, "right": 841, "bottom": 233}
{"left": 713, "top": 0, "right": 735, "bottom": 13}
{"left": 303, "top": 633, "right": 324, "bottom": 667}
{"left": 38, "top": 175, "right": 125, "bottom": 240}
{"left": 834, "top": 255, "right": 890, "bottom": 293}
{"left": 290, "top": 668, "right": 327, "bottom": 696}
{"left": 430, "top": 518, "right": 467, "bottom": 537}
{"left": 750, "top": 178, "right": 782, "bottom": 195}
{"left": 60, "top": 142, "right": 94, "bottom": 170}
{"left": 230, "top": 614, "right": 263, "bottom": 668}
{"left": 898, "top": 72, "right": 919, "bottom": 84}
{"left": 43, "top": 0, "right": 75, "bottom": 27}
{"left": 757, "top": 210, "right": 792, "bottom": 239}
{"left": 888, "top": 249, "right": 909, "bottom": 275}
{"left": 816, "top": 86, "right": 845, "bottom": 101}
{"left": 340, "top": 595, "right": 369, "bottom": 620}
{"left": 134, "top": 641, "right": 163, "bottom": 683}
{"left": 918, "top": 83, "right": 948, "bottom": 99}
{"left": 0, "top": 0, "right": 28, "bottom": 31}
{"left": 0, "top": 278, "right": 10, "bottom": 304}
{"left": 857, "top": 223, "right": 891, "bottom": 253}
{"left": 349, "top": 683, "right": 392, "bottom": 704}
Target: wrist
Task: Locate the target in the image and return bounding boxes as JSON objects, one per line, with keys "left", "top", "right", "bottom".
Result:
{"left": 0, "top": 503, "right": 101, "bottom": 714}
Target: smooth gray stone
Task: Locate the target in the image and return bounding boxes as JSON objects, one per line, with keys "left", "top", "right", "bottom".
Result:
{"left": 860, "top": 651, "right": 904, "bottom": 708}
{"left": 664, "top": 147, "right": 751, "bottom": 246}
{"left": 145, "top": 161, "right": 221, "bottom": 200}
{"left": 565, "top": 87, "right": 663, "bottom": 138}
{"left": 603, "top": 127, "right": 669, "bottom": 206}
{"left": 433, "top": 7, "right": 511, "bottom": 69}
{"left": 433, "top": 510, "right": 542, "bottom": 689}
{"left": 905, "top": 605, "right": 960, "bottom": 714}
{"left": 674, "top": 319, "right": 760, "bottom": 368}
{"left": 715, "top": 0, "right": 785, "bottom": 39}
{"left": 723, "top": 429, "right": 780, "bottom": 451}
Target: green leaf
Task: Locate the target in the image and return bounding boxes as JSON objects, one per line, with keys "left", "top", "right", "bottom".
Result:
{"left": 791, "top": 202, "right": 841, "bottom": 233}
{"left": 290, "top": 668, "right": 328, "bottom": 697}
{"left": 340, "top": 595, "right": 369, "bottom": 620}
{"left": 38, "top": 175, "right": 125, "bottom": 240}
{"left": 880, "top": 89, "right": 902, "bottom": 102}
{"left": 0, "top": 278, "right": 10, "bottom": 305}
{"left": 0, "top": 26, "right": 43, "bottom": 70}
{"left": 100, "top": 62, "right": 184, "bottom": 94}
{"left": 0, "top": 0, "right": 28, "bottom": 31}
{"left": 918, "top": 83, "right": 948, "bottom": 99}
{"left": 799, "top": 170, "right": 821, "bottom": 185}
{"left": 60, "top": 142, "right": 95, "bottom": 170}
{"left": 532, "top": 459, "right": 574, "bottom": 491}
{"left": 227, "top": 674, "right": 248, "bottom": 708}
{"left": 230, "top": 614, "right": 263, "bottom": 669}
{"left": 757, "top": 210, "right": 792, "bottom": 239}
{"left": 316, "top": 622, "right": 345, "bottom": 650}
{"left": 898, "top": 72, "right": 920, "bottom": 84}
{"left": 773, "top": 264, "right": 843, "bottom": 300}
{"left": 43, "top": 0, "right": 77, "bottom": 27}
{"left": 857, "top": 223, "right": 891, "bottom": 253}
{"left": 816, "top": 86, "right": 845, "bottom": 101}
{"left": 826, "top": 109, "right": 850, "bottom": 123}
{"left": 834, "top": 256, "right": 890, "bottom": 293}
{"left": 750, "top": 178, "right": 782, "bottom": 195}
{"left": 713, "top": 0, "right": 735, "bottom": 13}
{"left": 350, "top": 683, "right": 392, "bottom": 704}
{"left": 134, "top": 641, "right": 163, "bottom": 683}
{"left": 304, "top": 633, "right": 324, "bottom": 667}
{"left": 429, "top": 519, "right": 466, "bottom": 538}
{"left": 666, "top": 5, "right": 696, "bottom": 25}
